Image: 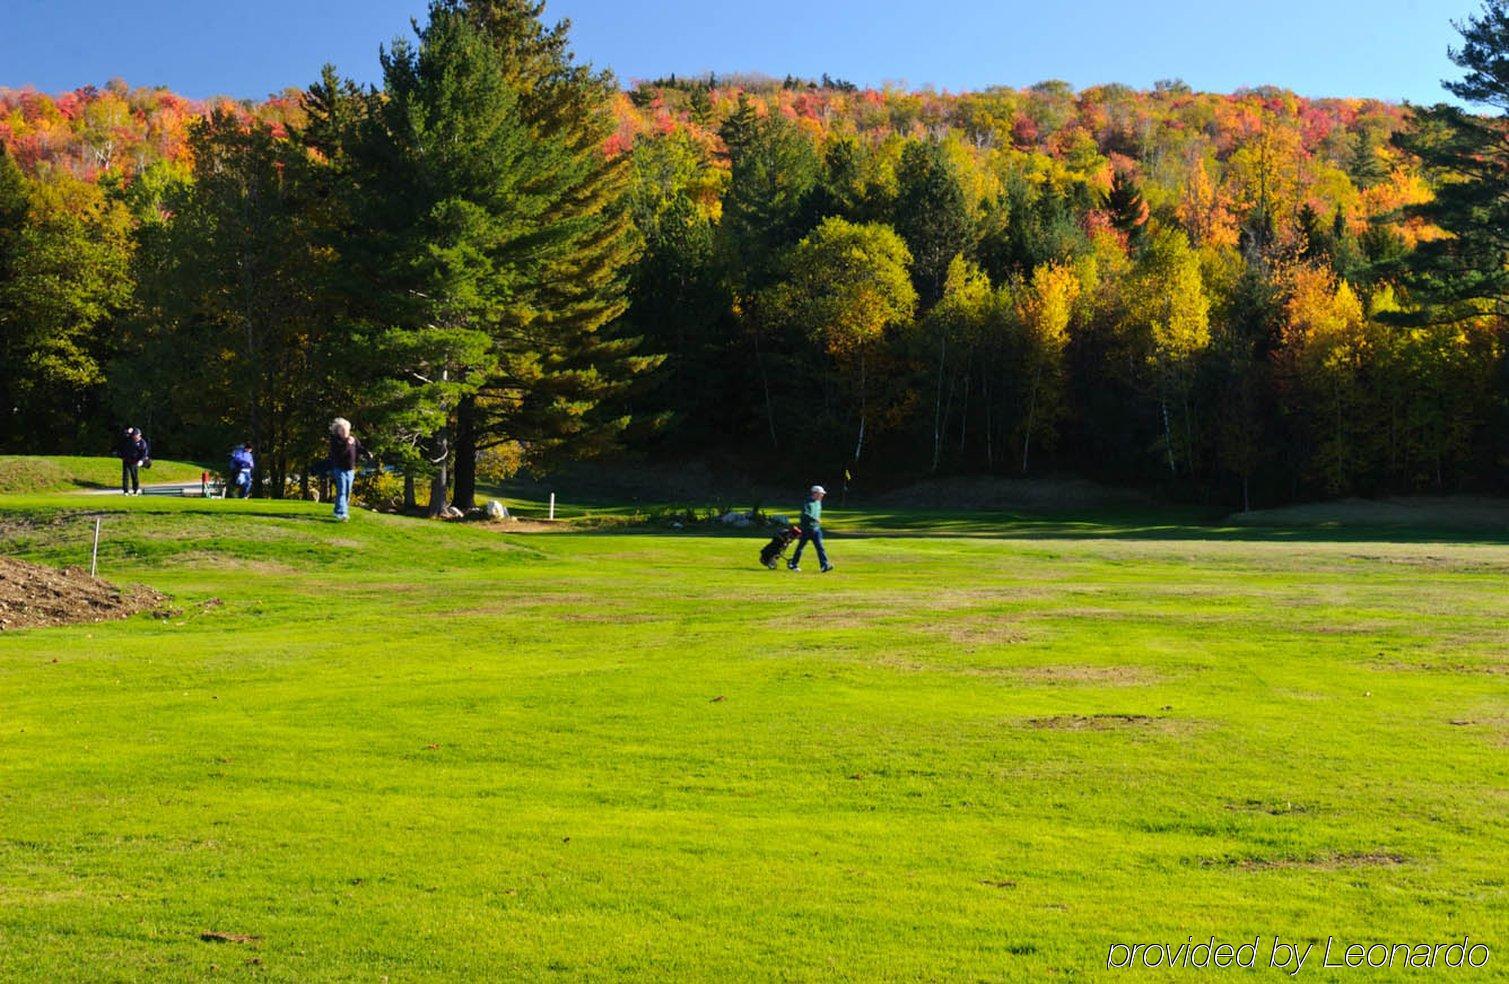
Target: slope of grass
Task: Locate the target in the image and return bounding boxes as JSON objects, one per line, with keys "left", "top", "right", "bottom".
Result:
{"left": 0, "top": 455, "right": 206, "bottom": 494}
{"left": 0, "top": 495, "right": 1505, "bottom": 980}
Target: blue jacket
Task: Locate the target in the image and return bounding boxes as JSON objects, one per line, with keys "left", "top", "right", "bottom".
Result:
{"left": 230, "top": 447, "right": 254, "bottom": 473}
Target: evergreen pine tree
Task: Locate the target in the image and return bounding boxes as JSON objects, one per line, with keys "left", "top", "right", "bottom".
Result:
{"left": 1348, "top": 129, "right": 1390, "bottom": 189}
{"left": 435, "top": 0, "right": 649, "bottom": 508}
{"left": 1392, "top": 1, "right": 1509, "bottom": 320}
{"left": 894, "top": 140, "right": 971, "bottom": 307}
{"left": 1103, "top": 168, "right": 1149, "bottom": 247}
{"left": 1296, "top": 203, "right": 1329, "bottom": 263}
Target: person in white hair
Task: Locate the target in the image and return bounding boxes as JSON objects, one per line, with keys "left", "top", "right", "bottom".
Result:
{"left": 327, "top": 417, "right": 363, "bottom": 522}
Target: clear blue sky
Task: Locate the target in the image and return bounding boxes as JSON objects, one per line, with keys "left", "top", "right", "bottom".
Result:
{"left": 1, "top": 0, "right": 1478, "bottom": 105}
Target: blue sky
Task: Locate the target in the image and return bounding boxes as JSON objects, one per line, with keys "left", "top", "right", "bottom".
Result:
{"left": 0, "top": 0, "right": 1477, "bottom": 105}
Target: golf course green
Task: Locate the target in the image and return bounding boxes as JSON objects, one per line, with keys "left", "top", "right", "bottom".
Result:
{"left": 1, "top": 475, "right": 1505, "bottom": 980}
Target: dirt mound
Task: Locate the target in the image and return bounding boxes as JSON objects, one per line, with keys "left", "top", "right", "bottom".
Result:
{"left": 872, "top": 477, "right": 1153, "bottom": 511}
{"left": 0, "top": 556, "right": 166, "bottom": 631}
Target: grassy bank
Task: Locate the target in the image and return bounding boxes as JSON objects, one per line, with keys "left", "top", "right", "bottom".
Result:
{"left": 0, "top": 455, "right": 206, "bottom": 494}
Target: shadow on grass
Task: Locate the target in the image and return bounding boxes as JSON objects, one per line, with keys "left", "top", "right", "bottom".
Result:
{"left": 9, "top": 491, "right": 1509, "bottom": 548}
{"left": 502, "top": 505, "right": 1509, "bottom": 546}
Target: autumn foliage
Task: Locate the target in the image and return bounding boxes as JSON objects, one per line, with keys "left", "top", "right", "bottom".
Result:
{"left": 3, "top": 7, "right": 1508, "bottom": 507}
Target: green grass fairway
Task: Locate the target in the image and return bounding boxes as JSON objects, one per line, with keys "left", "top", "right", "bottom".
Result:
{"left": 1, "top": 496, "right": 1506, "bottom": 980}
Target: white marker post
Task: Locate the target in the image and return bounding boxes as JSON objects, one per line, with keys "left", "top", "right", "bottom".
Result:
{"left": 549, "top": 493, "right": 556, "bottom": 521}
{"left": 90, "top": 518, "right": 101, "bottom": 577}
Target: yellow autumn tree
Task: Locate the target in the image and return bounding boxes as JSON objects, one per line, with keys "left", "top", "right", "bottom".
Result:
{"left": 764, "top": 217, "right": 917, "bottom": 461}
{"left": 1014, "top": 261, "right": 1081, "bottom": 472}
{"left": 1279, "top": 264, "right": 1374, "bottom": 493}
{"left": 1178, "top": 156, "right": 1238, "bottom": 249}
{"left": 923, "top": 255, "right": 993, "bottom": 470}
{"left": 1130, "top": 229, "right": 1210, "bottom": 475}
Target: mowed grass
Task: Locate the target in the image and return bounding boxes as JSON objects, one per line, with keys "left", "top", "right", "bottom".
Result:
{"left": 0, "top": 494, "right": 1506, "bottom": 981}
{"left": 0, "top": 456, "right": 207, "bottom": 494}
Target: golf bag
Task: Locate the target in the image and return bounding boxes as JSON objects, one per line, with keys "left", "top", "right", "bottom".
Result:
{"left": 760, "top": 525, "right": 802, "bottom": 569}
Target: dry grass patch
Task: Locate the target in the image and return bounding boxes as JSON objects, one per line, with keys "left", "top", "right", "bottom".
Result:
{"left": 1011, "top": 664, "right": 1160, "bottom": 686}
{"left": 932, "top": 614, "right": 1031, "bottom": 645}
{"left": 1374, "top": 658, "right": 1508, "bottom": 677}
{"left": 159, "top": 551, "right": 298, "bottom": 574}
{"left": 1025, "top": 713, "right": 1185, "bottom": 733}
{"left": 1204, "top": 851, "right": 1407, "bottom": 871}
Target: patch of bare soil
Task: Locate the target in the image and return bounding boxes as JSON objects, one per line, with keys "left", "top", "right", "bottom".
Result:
{"left": 1225, "top": 799, "right": 1317, "bottom": 816}
{"left": 200, "top": 931, "right": 260, "bottom": 945}
{"left": 1204, "top": 851, "right": 1405, "bottom": 871}
{"left": 1027, "top": 713, "right": 1172, "bottom": 731}
{"left": 1446, "top": 716, "right": 1509, "bottom": 745}
{"left": 0, "top": 556, "right": 166, "bottom": 631}
{"left": 1374, "top": 659, "right": 1508, "bottom": 677}
{"left": 482, "top": 518, "right": 570, "bottom": 534}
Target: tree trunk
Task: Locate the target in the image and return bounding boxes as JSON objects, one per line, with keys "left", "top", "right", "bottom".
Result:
{"left": 754, "top": 326, "right": 778, "bottom": 448}
{"left": 1183, "top": 391, "right": 1196, "bottom": 476}
{"left": 428, "top": 370, "right": 451, "bottom": 518}
{"left": 1022, "top": 367, "right": 1040, "bottom": 474}
{"left": 985, "top": 376, "right": 993, "bottom": 469}
{"left": 428, "top": 451, "right": 449, "bottom": 518}
{"left": 404, "top": 469, "right": 417, "bottom": 512}
{"left": 931, "top": 333, "right": 946, "bottom": 471}
{"left": 1022, "top": 392, "right": 1035, "bottom": 474}
{"left": 958, "top": 360, "right": 970, "bottom": 453}
{"left": 1161, "top": 399, "right": 1177, "bottom": 475}
{"left": 852, "top": 352, "right": 867, "bottom": 462}
{"left": 452, "top": 394, "right": 478, "bottom": 511}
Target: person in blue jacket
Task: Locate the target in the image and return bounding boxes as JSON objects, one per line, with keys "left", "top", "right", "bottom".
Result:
{"left": 229, "top": 442, "right": 255, "bottom": 498}
{"left": 788, "top": 484, "right": 834, "bottom": 573}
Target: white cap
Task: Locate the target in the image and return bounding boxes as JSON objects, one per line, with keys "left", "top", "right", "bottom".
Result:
{"left": 811, "top": 485, "right": 826, "bottom": 495}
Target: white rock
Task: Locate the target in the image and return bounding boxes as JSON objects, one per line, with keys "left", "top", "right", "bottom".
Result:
{"left": 485, "top": 500, "right": 509, "bottom": 520}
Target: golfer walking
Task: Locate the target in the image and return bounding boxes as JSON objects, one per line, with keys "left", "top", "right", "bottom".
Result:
{"left": 328, "top": 417, "right": 361, "bottom": 522}
{"left": 788, "top": 484, "right": 834, "bottom": 573}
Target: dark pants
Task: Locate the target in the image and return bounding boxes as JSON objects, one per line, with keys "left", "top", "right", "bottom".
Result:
{"left": 791, "top": 524, "right": 828, "bottom": 568}
{"left": 121, "top": 460, "right": 139, "bottom": 493}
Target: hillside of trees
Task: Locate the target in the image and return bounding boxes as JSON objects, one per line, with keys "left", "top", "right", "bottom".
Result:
{"left": 3, "top": 0, "right": 1508, "bottom": 510}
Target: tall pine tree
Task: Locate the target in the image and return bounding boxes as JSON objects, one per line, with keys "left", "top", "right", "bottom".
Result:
{"left": 438, "top": 0, "right": 648, "bottom": 509}
{"left": 1393, "top": 0, "right": 1509, "bottom": 321}
{"left": 894, "top": 140, "right": 971, "bottom": 308}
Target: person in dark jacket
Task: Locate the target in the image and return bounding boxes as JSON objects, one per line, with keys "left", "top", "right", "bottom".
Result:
{"left": 788, "top": 484, "right": 834, "bottom": 573}
{"left": 328, "top": 417, "right": 363, "bottom": 521}
{"left": 229, "top": 442, "right": 255, "bottom": 498}
{"left": 116, "top": 427, "right": 149, "bottom": 495}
